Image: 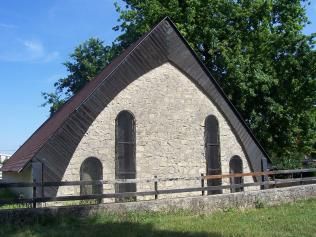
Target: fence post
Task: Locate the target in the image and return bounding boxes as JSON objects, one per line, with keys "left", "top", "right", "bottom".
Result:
{"left": 154, "top": 176, "right": 158, "bottom": 200}
{"left": 32, "top": 179, "right": 36, "bottom": 208}
{"left": 261, "top": 158, "right": 269, "bottom": 190}
{"left": 273, "top": 174, "right": 276, "bottom": 188}
{"left": 201, "top": 173, "right": 205, "bottom": 196}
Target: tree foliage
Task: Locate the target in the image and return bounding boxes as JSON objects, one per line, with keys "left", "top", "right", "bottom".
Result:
{"left": 43, "top": 0, "right": 316, "bottom": 167}
{"left": 42, "top": 38, "right": 118, "bottom": 114}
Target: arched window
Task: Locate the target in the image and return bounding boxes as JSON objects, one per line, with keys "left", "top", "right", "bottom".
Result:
{"left": 205, "top": 115, "right": 222, "bottom": 195}
{"left": 80, "top": 157, "right": 103, "bottom": 199}
{"left": 230, "top": 155, "right": 243, "bottom": 193}
{"left": 115, "top": 111, "right": 136, "bottom": 200}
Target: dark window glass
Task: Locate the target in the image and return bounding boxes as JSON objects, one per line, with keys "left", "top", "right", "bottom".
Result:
{"left": 230, "top": 156, "right": 243, "bottom": 193}
{"left": 115, "top": 111, "right": 136, "bottom": 201}
{"left": 205, "top": 115, "right": 222, "bottom": 195}
{"left": 80, "top": 157, "right": 103, "bottom": 203}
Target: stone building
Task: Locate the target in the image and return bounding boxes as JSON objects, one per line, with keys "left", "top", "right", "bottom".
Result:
{"left": 2, "top": 18, "right": 271, "bottom": 199}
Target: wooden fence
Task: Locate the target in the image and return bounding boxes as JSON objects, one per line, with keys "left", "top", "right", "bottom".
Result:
{"left": 0, "top": 168, "right": 316, "bottom": 209}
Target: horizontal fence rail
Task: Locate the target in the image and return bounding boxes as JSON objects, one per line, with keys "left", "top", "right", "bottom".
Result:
{"left": 2, "top": 168, "right": 316, "bottom": 188}
{"left": 0, "top": 168, "right": 315, "bottom": 208}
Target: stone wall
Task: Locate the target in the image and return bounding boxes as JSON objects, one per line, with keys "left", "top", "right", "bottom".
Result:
{"left": 1, "top": 184, "right": 316, "bottom": 225}
{"left": 57, "top": 62, "right": 256, "bottom": 199}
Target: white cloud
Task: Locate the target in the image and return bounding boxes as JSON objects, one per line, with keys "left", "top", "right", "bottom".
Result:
{"left": 23, "top": 40, "right": 45, "bottom": 59}
{"left": 0, "top": 39, "right": 59, "bottom": 63}
{"left": 0, "top": 23, "right": 17, "bottom": 29}
{"left": 24, "top": 40, "right": 43, "bottom": 52}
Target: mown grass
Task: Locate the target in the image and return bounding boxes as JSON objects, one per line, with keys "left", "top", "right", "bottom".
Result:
{"left": 1, "top": 198, "right": 316, "bottom": 237}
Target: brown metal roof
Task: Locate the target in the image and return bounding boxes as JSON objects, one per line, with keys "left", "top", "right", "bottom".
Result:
{"left": 2, "top": 17, "right": 270, "bottom": 173}
{"left": 2, "top": 24, "right": 153, "bottom": 172}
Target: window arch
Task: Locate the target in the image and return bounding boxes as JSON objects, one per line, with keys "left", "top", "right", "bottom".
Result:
{"left": 229, "top": 155, "right": 243, "bottom": 193}
{"left": 115, "top": 110, "right": 136, "bottom": 199}
{"left": 205, "top": 115, "right": 222, "bottom": 195}
{"left": 80, "top": 157, "right": 103, "bottom": 197}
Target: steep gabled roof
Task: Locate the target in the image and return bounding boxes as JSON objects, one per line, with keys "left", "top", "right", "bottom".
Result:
{"left": 3, "top": 17, "right": 270, "bottom": 173}
{"left": 2, "top": 26, "right": 153, "bottom": 173}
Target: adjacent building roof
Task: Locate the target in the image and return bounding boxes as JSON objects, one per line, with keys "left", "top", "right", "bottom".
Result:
{"left": 2, "top": 17, "right": 270, "bottom": 173}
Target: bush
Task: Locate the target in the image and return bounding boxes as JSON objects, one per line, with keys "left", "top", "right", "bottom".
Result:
{"left": 0, "top": 188, "right": 17, "bottom": 200}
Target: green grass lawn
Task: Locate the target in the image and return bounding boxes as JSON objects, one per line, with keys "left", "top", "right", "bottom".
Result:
{"left": 1, "top": 198, "right": 316, "bottom": 237}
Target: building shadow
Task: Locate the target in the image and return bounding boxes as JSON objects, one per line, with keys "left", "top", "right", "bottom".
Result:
{"left": 3, "top": 216, "right": 225, "bottom": 237}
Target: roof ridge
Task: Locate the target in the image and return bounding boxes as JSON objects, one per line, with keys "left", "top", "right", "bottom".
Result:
{"left": 2, "top": 17, "right": 170, "bottom": 172}
{"left": 3, "top": 16, "right": 270, "bottom": 173}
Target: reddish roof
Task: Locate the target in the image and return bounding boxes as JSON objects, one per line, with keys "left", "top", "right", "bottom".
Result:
{"left": 2, "top": 26, "right": 153, "bottom": 172}
{"left": 3, "top": 17, "right": 270, "bottom": 173}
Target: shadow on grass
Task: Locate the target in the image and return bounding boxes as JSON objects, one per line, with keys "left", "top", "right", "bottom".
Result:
{"left": 1, "top": 215, "right": 224, "bottom": 237}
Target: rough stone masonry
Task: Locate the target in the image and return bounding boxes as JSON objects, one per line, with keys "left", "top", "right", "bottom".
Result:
{"left": 57, "top": 62, "right": 256, "bottom": 200}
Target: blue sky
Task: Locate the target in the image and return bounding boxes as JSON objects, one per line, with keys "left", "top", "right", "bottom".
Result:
{"left": 0, "top": 1, "right": 315, "bottom": 155}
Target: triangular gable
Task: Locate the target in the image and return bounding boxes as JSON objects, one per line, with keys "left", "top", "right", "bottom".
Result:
{"left": 3, "top": 17, "right": 270, "bottom": 174}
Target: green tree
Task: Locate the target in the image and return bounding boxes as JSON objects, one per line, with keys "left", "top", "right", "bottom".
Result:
{"left": 42, "top": 38, "right": 118, "bottom": 115}
{"left": 43, "top": 0, "right": 316, "bottom": 167}
{"left": 113, "top": 0, "right": 316, "bottom": 166}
